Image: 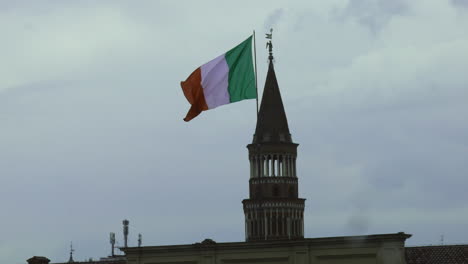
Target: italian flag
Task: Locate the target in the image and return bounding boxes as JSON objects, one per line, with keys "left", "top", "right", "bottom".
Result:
{"left": 181, "top": 36, "right": 256, "bottom": 122}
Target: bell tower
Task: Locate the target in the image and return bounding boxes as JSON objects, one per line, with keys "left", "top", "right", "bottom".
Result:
{"left": 242, "top": 37, "right": 305, "bottom": 241}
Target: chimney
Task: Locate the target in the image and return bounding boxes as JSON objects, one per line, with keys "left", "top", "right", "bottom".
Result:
{"left": 123, "top": 219, "right": 129, "bottom": 248}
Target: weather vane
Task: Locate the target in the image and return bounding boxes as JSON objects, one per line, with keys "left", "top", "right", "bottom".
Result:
{"left": 265, "top": 28, "right": 274, "bottom": 62}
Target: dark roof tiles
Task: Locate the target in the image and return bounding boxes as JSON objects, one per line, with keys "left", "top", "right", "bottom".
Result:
{"left": 406, "top": 245, "right": 468, "bottom": 264}
{"left": 253, "top": 61, "right": 292, "bottom": 144}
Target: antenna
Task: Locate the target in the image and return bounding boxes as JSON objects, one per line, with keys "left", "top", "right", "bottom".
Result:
{"left": 109, "top": 232, "right": 116, "bottom": 256}
{"left": 440, "top": 234, "right": 444, "bottom": 245}
{"left": 123, "top": 219, "right": 129, "bottom": 248}
{"left": 138, "top": 233, "right": 142, "bottom": 247}
{"left": 68, "top": 242, "right": 75, "bottom": 263}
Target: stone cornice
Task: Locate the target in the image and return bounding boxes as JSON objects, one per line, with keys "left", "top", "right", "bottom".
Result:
{"left": 121, "top": 232, "right": 412, "bottom": 254}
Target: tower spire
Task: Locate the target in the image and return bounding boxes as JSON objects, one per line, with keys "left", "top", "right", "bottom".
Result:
{"left": 243, "top": 35, "right": 305, "bottom": 241}
{"left": 253, "top": 29, "right": 291, "bottom": 144}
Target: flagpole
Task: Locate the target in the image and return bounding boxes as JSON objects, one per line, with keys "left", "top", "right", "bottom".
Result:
{"left": 253, "top": 30, "right": 259, "bottom": 120}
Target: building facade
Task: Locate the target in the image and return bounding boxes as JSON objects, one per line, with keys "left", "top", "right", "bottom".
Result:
{"left": 123, "top": 233, "right": 410, "bottom": 264}
{"left": 121, "top": 48, "right": 411, "bottom": 264}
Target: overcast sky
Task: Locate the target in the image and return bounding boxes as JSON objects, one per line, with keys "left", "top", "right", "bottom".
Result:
{"left": 1, "top": 1, "right": 468, "bottom": 263}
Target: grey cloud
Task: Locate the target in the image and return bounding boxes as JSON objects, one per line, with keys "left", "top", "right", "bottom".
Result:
{"left": 346, "top": 211, "right": 371, "bottom": 235}
{"left": 335, "top": 0, "right": 409, "bottom": 34}
{"left": 451, "top": 0, "right": 468, "bottom": 8}
{"left": 264, "top": 8, "right": 284, "bottom": 31}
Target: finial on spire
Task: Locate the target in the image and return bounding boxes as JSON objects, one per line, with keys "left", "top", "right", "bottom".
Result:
{"left": 265, "top": 28, "right": 273, "bottom": 62}
{"left": 68, "top": 242, "right": 74, "bottom": 263}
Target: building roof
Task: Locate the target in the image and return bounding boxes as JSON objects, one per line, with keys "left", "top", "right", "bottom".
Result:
{"left": 253, "top": 60, "right": 292, "bottom": 144}
{"left": 406, "top": 245, "right": 468, "bottom": 264}
{"left": 122, "top": 232, "right": 412, "bottom": 254}
{"left": 51, "top": 255, "right": 126, "bottom": 264}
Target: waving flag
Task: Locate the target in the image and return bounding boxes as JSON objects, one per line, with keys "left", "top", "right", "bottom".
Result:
{"left": 181, "top": 36, "right": 256, "bottom": 122}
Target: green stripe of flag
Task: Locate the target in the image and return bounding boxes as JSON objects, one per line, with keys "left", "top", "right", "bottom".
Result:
{"left": 225, "top": 36, "right": 256, "bottom": 103}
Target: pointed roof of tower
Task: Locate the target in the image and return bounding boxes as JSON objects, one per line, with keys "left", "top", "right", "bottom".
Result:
{"left": 253, "top": 60, "right": 292, "bottom": 144}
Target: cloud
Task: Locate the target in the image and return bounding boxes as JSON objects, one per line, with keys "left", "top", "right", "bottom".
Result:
{"left": 336, "top": 0, "right": 409, "bottom": 34}
{"left": 1, "top": 6, "right": 160, "bottom": 93}
{"left": 264, "top": 8, "right": 284, "bottom": 31}
{"left": 451, "top": 0, "right": 468, "bottom": 8}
